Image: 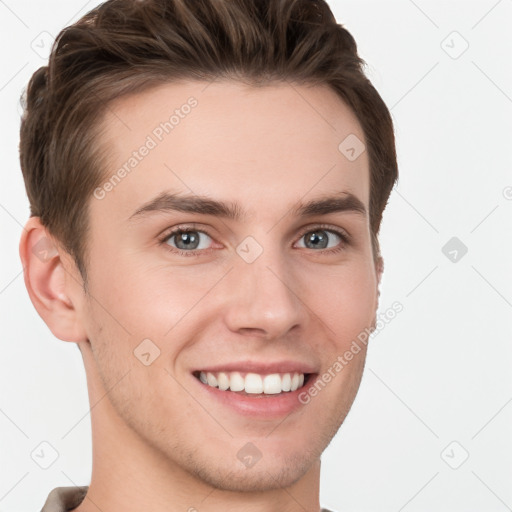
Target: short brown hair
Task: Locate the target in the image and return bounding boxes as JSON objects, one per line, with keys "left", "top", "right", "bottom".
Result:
{"left": 19, "top": 0, "right": 398, "bottom": 287}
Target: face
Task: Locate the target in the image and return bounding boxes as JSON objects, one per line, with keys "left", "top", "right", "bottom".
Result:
{"left": 74, "top": 80, "right": 380, "bottom": 491}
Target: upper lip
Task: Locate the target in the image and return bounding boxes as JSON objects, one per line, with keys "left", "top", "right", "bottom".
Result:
{"left": 192, "top": 360, "right": 318, "bottom": 375}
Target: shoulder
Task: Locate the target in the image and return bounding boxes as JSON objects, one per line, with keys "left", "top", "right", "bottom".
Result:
{"left": 40, "top": 486, "right": 88, "bottom": 511}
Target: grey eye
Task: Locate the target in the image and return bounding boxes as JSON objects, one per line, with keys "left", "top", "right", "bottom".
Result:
{"left": 298, "top": 230, "right": 342, "bottom": 250}
{"left": 166, "top": 230, "right": 212, "bottom": 251}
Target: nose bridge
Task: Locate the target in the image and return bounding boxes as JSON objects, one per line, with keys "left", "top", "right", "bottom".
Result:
{"left": 223, "top": 236, "right": 304, "bottom": 337}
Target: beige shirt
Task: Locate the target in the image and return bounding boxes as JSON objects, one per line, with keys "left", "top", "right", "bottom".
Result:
{"left": 39, "top": 487, "right": 88, "bottom": 512}
{"left": 40, "top": 486, "right": 335, "bottom": 511}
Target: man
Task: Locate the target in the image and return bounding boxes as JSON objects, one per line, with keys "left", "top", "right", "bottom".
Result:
{"left": 18, "top": 0, "right": 398, "bottom": 510}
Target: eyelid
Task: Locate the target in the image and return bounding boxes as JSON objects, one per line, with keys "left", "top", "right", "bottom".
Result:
{"left": 295, "top": 223, "right": 351, "bottom": 243}
{"left": 158, "top": 222, "right": 210, "bottom": 240}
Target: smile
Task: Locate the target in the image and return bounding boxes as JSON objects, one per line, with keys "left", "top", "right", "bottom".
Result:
{"left": 194, "top": 370, "right": 310, "bottom": 395}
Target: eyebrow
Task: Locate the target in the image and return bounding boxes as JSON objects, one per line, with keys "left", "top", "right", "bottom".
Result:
{"left": 128, "top": 191, "right": 367, "bottom": 222}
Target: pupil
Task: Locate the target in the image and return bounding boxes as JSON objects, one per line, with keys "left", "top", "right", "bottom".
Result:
{"left": 177, "top": 232, "right": 198, "bottom": 249}
{"left": 308, "top": 231, "right": 327, "bottom": 249}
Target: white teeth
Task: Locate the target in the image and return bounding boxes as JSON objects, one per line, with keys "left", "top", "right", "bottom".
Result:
{"left": 229, "top": 371, "right": 245, "bottom": 392}
{"left": 217, "top": 372, "right": 230, "bottom": 391}
{"left": 281, "top": 373, "right": 292, "bottom": 392}
{"left": 245, "top": 373, "right": 263, "bottom": 394}
{"left": 197, "top": 370, "right": 307, "bottom": 394}
{"left": 263, "top": 374, "right": 282, "bottom": 394}
{"left": 206, "top": 372, "right": 218, "bottom": 387}
{"left": 290, "top": 373, "right": 299, "bottom": 391}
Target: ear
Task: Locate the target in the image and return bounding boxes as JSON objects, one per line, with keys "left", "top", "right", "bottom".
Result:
{"left": 19, "top": 217, "right": 88, "bottom": 343}
{"left": 376, "top": 255, "right": 384, "bottom": 290}
{"left": 371, "top": 255, "right": 384, "bottom": 330}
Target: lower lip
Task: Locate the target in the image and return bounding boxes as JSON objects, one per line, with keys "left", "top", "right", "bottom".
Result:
{"left": 193, "top": 374, "right": 317, "bottom": 418}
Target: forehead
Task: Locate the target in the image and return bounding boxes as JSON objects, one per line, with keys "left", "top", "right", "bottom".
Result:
{"left": 94, "top": 80, "right": 369, "bottom": 224}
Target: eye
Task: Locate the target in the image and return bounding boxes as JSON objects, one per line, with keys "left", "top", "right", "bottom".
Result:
{"left": 158, "top": 223, "right": 350, "bottom": 258}
{"left": 160, "top": 226, "right": 214, "bottom": 256}
{"left": 295, "top": 226, "right": 349, "bottom": 253}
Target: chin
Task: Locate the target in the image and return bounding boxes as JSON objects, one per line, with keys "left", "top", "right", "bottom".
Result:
{"left": 187, "top": 449, "right": 316, "bottom": 492}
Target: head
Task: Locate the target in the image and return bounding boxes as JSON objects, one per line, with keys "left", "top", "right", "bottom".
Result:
{"left": 19, "top": 0, "right": 398, "bottom": 494}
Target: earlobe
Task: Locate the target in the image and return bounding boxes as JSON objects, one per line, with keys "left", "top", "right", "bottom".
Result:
{"left": 19, "top": 217, "right": 88, "bottom": 343}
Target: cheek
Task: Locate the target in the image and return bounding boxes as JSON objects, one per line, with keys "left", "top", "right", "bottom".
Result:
{"left": 86, "top": 250, "right": 213, "bottom": 336}
{"left": 83, "top": 259, "right": 232, "bottom": 377}
{"left": 303, "top": 263, "right": 377, "bottom": 339}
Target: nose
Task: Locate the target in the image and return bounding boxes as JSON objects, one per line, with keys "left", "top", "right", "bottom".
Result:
{"left": 222, "top": 243, "right": 306, "bottom": 340}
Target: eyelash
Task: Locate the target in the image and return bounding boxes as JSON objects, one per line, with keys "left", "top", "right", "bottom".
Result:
{"left": 157, "top": 223, "right": 351, "bottom": 258}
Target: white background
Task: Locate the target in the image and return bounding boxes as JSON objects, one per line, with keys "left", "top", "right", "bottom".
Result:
{"left": 1, "top": 1, "right": 511, "bottom": 511}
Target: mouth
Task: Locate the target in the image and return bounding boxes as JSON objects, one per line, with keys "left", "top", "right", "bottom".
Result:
{"left": 190, "top": 361, "right": 319, "bottom": 418}
{"left": 192, "top": 370, "right": 314, "bottom": 396}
